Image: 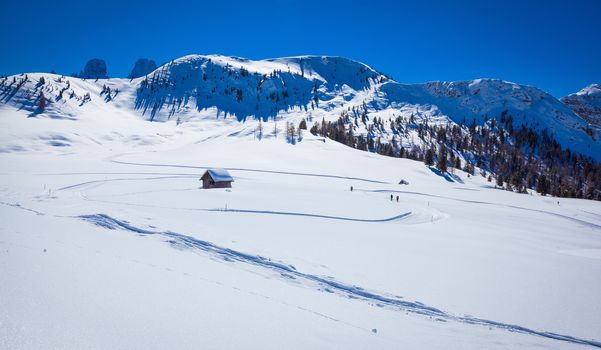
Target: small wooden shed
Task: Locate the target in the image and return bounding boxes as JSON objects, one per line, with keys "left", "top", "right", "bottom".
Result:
{"left": 200, "top": 169, "right": 233, "bottom": 189}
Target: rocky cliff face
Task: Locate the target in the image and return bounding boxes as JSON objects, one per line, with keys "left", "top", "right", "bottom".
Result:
{"left": 128, "top": 58, "right": 157, "bottom": 79}
{"left": 561, "top": 84, "right": 601, "bottom": 128}
{"left": 77, "top": 58, "right": 108, "bottom": 79}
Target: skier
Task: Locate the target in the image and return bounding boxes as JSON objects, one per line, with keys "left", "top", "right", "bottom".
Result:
{"left": 350, "top": 186, "right": 353, "bottom": 192}
{"left": 390, "top": 194, "right": 393, "bottom": 201}
{"left": 396, "top": 195, "right": 399, "bottom": 202}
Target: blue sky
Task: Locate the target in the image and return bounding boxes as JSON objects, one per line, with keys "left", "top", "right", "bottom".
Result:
{"left": 1, "top": 0, "right": 599, "bottom": 97}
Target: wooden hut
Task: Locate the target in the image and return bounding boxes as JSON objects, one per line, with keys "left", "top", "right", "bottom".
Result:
{"left": 200, "top": 169, "right": 233, "bottom": 189}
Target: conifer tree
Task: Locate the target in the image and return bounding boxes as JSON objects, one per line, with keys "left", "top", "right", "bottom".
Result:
{"left": 454, "top": 156, "right": 461, "bottom": 169}
{"left": 436, "top": 144, "right": 448, "bottom": 173}
{"left": 37, "top": 92, "right": 46, "bottom": 112}
{"left": 536, "top": 174, "right": 548, "bottom": 195}
{"left": 496, "top": 174, "right": 504, "bottom": 187}
{"left": 424, "top": 148, "right": 434, "bottom": 166}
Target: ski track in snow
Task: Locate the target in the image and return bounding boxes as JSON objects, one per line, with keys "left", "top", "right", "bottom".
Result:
{"left": 108, "top": 156, "right": 390, "bottom": 184}
{"left": 0, "top": 201, "right": 45, "bottom": 216}
{"left": 78, "top": 192, "right": 414, "bottom": 223}
{"left": 43, "top": 171, "right": 201, "bottom": 176}
{"left": 204, "top": 208, "right": 412, "bottom": 223}
{"left": 77, "top": 213, "right": 601, "bottom": 349}
{"left": 581, "top": 210, "right": 601, "bottom": 220}
{"left": 56, "top": 175, "right": 198, "bottom": 191}
{"left": 363, "top": 189, "right": 601, "bottom": 231}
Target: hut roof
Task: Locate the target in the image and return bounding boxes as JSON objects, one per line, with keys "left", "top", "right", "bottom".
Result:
{"left": 204, "top": 168, "right": 234, "bottom": 182}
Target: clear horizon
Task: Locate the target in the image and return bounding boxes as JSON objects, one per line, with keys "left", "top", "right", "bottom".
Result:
{"left": 1, "top": 0, "right": 599, "bottom": 97}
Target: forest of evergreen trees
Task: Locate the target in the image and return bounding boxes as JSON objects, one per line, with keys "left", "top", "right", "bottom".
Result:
{"left": 308, "top": 109, "right": 601, "bottom": 201}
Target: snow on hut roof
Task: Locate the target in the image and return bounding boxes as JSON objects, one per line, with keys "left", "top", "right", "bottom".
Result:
{"left": 205, "top": 168, "right": 234, "bottom": 182}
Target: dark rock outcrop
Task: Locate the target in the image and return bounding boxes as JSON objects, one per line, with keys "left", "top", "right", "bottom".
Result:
{"left": 78, "top": 59, "right": 108, "bottom": 79}
{"left": 128, "top": 58, "right": 157, "bottom": 79}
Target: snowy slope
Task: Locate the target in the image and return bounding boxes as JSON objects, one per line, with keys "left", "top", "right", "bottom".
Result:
{"left": 562, "top": 84, "right": 601, "bottom": 128}
{"left": 1, "top": 97, "right": 601, "bottom": 349}
{"left": 132, "top": 54, "right": 381, "bottom": 122}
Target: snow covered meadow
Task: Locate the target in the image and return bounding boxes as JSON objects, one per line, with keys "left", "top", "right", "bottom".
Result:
{"left": 1, "top": 101, "right": 600, "bottom": 349}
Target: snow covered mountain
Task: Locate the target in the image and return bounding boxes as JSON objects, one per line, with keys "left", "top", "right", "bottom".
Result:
{"left": 381, "top": 79, "right": 598, "bottom": 155}
{"left": 562, "top": 84, "right": 601, "bottom": 128}
{"left": 1, "top": 54, "right": 598, "bottom": 160}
